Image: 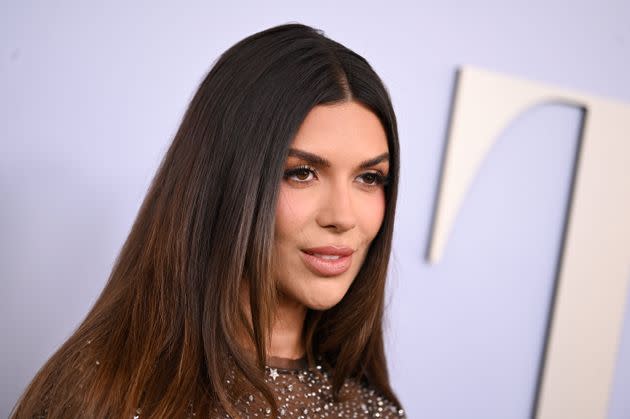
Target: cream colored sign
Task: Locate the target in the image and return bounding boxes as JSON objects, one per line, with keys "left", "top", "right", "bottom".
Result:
{"left": 428, "top": 66, "right": 630, "bottom": 419}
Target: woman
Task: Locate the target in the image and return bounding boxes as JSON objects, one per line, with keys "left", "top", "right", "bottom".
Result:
{"left": 11, "top": 22, "right": 405, "bottom": 418}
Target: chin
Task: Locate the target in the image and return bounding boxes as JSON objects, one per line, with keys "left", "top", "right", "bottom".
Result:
{"left": 299, "top": 282, "right": 351, "bottom": 311}
{"left": 276, "top": 263, "right": 359, "bottom": 311}
{"left": 304, "top": 298, "right": 342, "bottom": 311}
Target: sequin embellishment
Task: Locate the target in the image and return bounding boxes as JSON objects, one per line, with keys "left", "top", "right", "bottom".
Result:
{"left": 213, "top": 359, "right": 406, "bottom": 418}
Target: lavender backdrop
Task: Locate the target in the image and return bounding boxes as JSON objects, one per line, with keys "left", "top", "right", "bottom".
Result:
{"left": 2, "top": 1, "right": 629, "bottom": 417}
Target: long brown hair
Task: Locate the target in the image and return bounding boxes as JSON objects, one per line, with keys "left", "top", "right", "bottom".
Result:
{"left": 11, "top": 22, "right": 401, "bottom": 418}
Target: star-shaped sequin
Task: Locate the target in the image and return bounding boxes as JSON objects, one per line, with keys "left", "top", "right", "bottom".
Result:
{"left": 269, "top": 368, "right": 279, "bottom": 380}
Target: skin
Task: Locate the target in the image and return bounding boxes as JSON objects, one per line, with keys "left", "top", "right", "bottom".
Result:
{"left": 267, "top": 100, "right": 390, "bottom": 360}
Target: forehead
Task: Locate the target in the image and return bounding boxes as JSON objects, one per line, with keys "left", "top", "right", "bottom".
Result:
{"left": 290, "top": 101, "right": 388, "bottom": 156}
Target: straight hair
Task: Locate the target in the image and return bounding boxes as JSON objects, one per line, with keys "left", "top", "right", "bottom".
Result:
{"left": 11, "top": 22, "right": 401, "bottom": 418}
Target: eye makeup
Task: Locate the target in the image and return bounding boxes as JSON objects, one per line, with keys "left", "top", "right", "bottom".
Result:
{"left": 283, "top": 164, "right": 390, "bottom": 188}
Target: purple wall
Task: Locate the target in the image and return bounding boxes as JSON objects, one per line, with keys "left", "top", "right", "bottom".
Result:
{"left": 2, "top": 1, "right": 629, "bottom": 417}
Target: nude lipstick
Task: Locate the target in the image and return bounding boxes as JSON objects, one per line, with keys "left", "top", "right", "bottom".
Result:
{"left": 300, "top": 245, "right": 354, "bottom": 277}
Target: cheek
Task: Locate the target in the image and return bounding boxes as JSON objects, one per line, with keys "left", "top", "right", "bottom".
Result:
{"left": 358, "top": 190, "right": 386, "bottom": 238}
{"left": 274, "top": 185, "right": 312, "bottom": 238}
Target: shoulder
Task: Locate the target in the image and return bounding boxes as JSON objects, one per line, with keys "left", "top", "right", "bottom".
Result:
{"left": 340, "top": 377, "right": 406, "bottom": 418}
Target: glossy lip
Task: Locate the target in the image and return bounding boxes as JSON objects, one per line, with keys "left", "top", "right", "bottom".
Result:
{"left": 301, "top": 245, "right": 355, "bottom": 256}
{"left": 300, "top": 246, "right": 355, "bottom": 277}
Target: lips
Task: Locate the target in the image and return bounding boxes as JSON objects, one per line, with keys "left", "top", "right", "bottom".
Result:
{"left": 301, "top": 246, "right": 354, "bottom": 257}
{"left": 300, "top": 245, "right": 354, "bottom": 277}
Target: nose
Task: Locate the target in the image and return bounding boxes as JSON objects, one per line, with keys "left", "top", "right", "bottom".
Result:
{"left": 315, "top": 179, "right": 357, "bottom": 232}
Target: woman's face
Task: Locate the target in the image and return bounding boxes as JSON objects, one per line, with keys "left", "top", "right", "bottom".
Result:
{"left": 273, "top": 100, "right": 390, "bottom": 310}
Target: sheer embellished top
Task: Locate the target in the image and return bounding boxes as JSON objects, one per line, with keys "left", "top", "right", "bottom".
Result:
{"left": 212, "top": 355, "right": 406, "bottom": 418}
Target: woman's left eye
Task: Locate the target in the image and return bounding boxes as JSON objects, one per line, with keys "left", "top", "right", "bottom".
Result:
{"left": 358, "top": 172, "right": 390, "bottom": 186}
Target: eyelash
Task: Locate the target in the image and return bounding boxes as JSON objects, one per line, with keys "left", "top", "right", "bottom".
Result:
{"left": 283, "top": 165, "right": 390, "bottom": 188}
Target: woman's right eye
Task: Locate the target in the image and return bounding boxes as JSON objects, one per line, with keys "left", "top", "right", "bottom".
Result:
{"left": 283, "top": 165, "right": 317, "bottom": 182}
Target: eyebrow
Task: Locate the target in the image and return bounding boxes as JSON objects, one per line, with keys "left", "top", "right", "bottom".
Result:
{"left": 287, "top": 148, "right": 390, "bottom": 169}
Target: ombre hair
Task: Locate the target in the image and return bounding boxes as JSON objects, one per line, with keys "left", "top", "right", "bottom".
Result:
{"left": 11, "top": 22, "right": 401, "bottom": 418}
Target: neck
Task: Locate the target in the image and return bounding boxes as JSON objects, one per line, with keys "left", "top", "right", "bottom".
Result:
{"left": 238, "top": 282, "right": 307, "bottom": 361}
{"left": 269, "top": 291, "right": 307, "bottom": 359}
